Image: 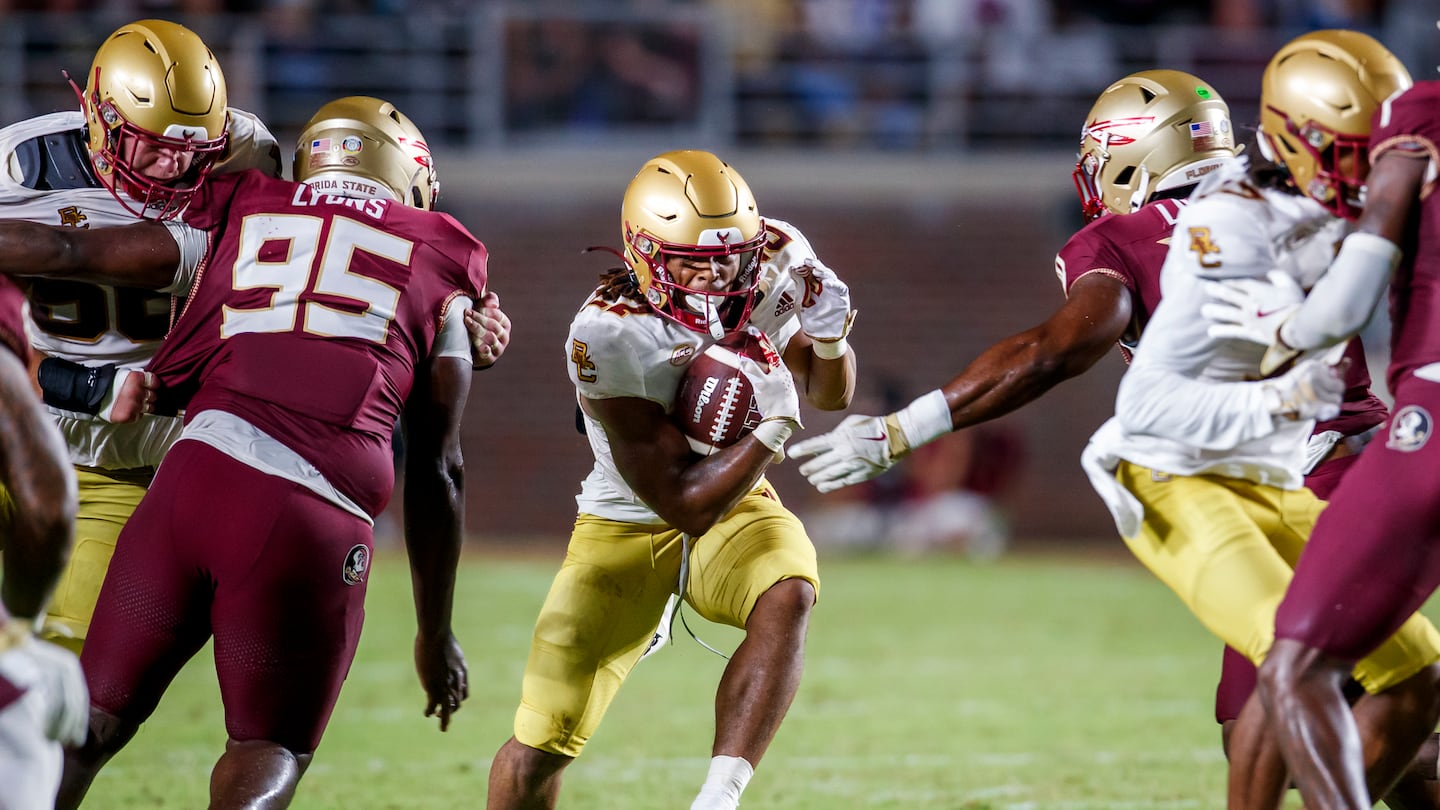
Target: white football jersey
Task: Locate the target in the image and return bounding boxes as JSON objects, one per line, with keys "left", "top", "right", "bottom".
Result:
{"left": 1083, "top": 176, "right": 1349, "bottom": 534}
{"left": 566, "top": 217, "right": 814, "bottom": 523}
{"left": 0, "top": 109, "right": 279, "bottom": 470}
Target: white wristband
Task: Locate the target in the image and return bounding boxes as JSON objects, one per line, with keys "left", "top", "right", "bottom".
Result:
{"left": 97, "top": 369, "right": 133, "bottom": 423}
{"left": 811, "top": 336, "right": 848, "bottom": 360}
{"left": 751, "top": 418, "right": 797, "bottom": 453}
{"left": 894, "top": 389, "right": 951, "bottom": 449}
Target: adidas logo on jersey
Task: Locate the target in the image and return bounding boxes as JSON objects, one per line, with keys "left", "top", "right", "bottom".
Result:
{"left": 773, "top": 292, "right": 795, "bottom": 318}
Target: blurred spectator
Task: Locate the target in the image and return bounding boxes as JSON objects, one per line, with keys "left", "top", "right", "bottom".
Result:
{"left": 504, "top": 17, "right": 700, "bottom": 131}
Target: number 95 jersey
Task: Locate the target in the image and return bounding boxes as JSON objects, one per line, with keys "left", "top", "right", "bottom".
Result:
{"left": 150, "top": 170, "right": 488, "bottom": 518}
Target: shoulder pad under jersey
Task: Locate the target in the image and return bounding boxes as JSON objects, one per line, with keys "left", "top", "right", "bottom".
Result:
{"left": 14, "top": 128, "right": 98, "bottom": 191}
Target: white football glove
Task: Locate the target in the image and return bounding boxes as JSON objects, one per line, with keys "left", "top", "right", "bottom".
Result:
{"left": 1202, "top": 270, "right": 1309, "bottom": 376}
{"left": 736, "top": 329, "right": 801, "bottom": 456}
{"left": 788, "top": 259, "right": 856, "bottom": 355}
{"left": 790, "top": 389, "right": 952, "bottom": 493}
{"left": 0, "top": 628, "right": 89, "bottom": 747}
{"left": 1262, "top": 357, "right": 1347, "bottom": 422}
{"left": 790, "top": 413, "right": 899, "bottom": 493}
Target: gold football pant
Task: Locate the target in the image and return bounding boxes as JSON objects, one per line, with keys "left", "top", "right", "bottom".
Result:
{"left": 513, "top": 483, "right": 819, "bottom": 758}
{"left": 0, "top": 466, "right": 151, "bottom": 654}
{"left": 1117, "top": 461, "right": 1440, "bottom": 693}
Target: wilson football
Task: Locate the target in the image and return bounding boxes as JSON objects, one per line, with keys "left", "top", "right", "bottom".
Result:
{"left": 673, "top": 331, "right": 769, "bottom": 455}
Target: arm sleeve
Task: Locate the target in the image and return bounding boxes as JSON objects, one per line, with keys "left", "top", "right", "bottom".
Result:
{"left": 1116, "top": 364, "right": 1276, "bottom": 449}
{"left": 430, "top": 295, "right": 475, "bottom": 363}
{"left": 159, "top": 220, "right": 209, "bottom": 296}
{"left": 1279, "top": 232, "right": 1401, "bottom": 351}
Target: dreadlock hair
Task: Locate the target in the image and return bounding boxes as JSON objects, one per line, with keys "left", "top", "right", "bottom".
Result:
{"left": 596, "top": 265, "right": 640, "bottom": 300}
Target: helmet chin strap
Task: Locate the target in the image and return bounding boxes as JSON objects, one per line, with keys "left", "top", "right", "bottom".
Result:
{"left": 1127, "top": 165, "right": 1151, "bottom": 212}
{"left": 1256, "top": 129, "right": 1278, "bottom": 163}
{"left": 686, "top": 293, "right": 727, "bottom": 340}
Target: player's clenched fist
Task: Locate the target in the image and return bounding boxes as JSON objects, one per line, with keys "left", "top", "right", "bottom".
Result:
{"left": 465, "top": 290, "right": 511, "bottom": 370}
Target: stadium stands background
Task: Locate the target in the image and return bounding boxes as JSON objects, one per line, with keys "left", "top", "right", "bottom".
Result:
{"left": 3, "top": 2, "right": 1434, "bottom": 545}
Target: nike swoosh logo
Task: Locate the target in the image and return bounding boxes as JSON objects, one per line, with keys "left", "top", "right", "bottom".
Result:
{"left": 861, "top": 433, "right": 887, "bottom": 442}
{"left": 1257, "top": 308, "right": 1287, "bottom": 318}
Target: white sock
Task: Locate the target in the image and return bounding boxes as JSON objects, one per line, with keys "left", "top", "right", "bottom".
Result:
{"left": 689, "top": 755, "right": 754, "bottom": 810}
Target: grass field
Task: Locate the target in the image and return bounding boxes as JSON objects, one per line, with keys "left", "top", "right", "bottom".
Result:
{"left": 82, "top": 547, "right": 1322, "bottom": 809}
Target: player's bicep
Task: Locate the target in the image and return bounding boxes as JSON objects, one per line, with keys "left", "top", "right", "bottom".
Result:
{"left": 1047, "top": 272, "right": 1133, "bottom": 360}
{"left": 584, "top": 395, "right": 693, "bottom": 504}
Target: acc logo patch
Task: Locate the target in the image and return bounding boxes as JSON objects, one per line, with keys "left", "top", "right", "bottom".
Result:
{"left": 1387, "top": 405, "right": 1433, "bottom": 452}
{"left": 342, "top": 544, "right": 370, "bottom": 585}
{"left": 670, "top": 344, "right": 696, "bottom": 366}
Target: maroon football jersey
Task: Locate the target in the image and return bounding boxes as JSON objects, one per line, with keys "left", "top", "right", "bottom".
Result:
{"left": 1056, "top": 195, "right": 1384, "bottom": 437}
{"left": 1055, "top": 197, "right": 1182, "bottom": 359}
{"left": 0, "top": 275, "right": 29, "bottom": 362}
{"left": 149, "top": 171, "right": 488, "bottom": 516}
{"left": 1373, "top": 81, "right": 1440, "bottom": 391}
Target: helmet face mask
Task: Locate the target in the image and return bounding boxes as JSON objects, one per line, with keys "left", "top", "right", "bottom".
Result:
{"left": 621, "top": 151, "right": 765, "bottom": 337}
{"left": 79, "top": 20, "right": 229, "bottom": 220}
{"left": 1073, "top": 69, "right": 1237, "bottom": 222}
{"left": 1259, "top": 29, "right": 1413, "bottom": 220}
{"left": 293, "top": 96, "right": 437, "bottom": 210}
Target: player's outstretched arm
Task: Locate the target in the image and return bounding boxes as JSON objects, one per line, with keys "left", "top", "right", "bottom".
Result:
{"left": 0, "top": 347, "right": 76, "bottom": 621}
{"left": 1275, "top": 151, "right": 1424, "bottom": 356}
{"left": 401, "top": 354, "right": 472, "bottom": 732}
{"left": 791, "top": 273, "right": 1130, "bottom": 491}
{"left": 0, "top": 220, "right": 179, "bottom": 289}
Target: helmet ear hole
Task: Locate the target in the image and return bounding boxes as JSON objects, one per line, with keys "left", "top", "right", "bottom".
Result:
{"left": 1113, "top": 166, "right": 1135, "bottom": 186}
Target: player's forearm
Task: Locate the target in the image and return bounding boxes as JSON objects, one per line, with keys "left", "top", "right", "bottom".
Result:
{"left": 942, "top": 329, "right": 1107, "bottom": 431}
{"left": 1280, "top": 232, "right": 1399, "bottom": 352}
{"left": 0, "top": 220, "right": 177, "bottom": 288}
{"left": 646, "top": 441, "right": 774, "bottom": 537}
{"left": 800, "top": 349, "right": 855, "bottom": 411}
{"left": 0, "top": 360, "right": 76, "bottom": 620}
{"left": 403, "top": 454, "right": 463, "bottom": 639}
{"left": 1116, "top": 365, "right": 1274, "bottom": 448}
{"left": 0, "top": 221, "right": 84, "bottom": 279}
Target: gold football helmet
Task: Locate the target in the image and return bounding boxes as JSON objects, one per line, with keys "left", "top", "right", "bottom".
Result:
{"left": 78, "top": 19, "right": 229, "bottom": 220}
{"left": 293, "top": 97, "right": 437, "bottom": 210}
{"left": 621, "top": 150, "right": 766, "bottom": 336}
{"left": 1259, "top": 29, "right": 1412, "bottom": 219}
{"left": 1073, "top": 69, "right": 1237, "bottom": 222}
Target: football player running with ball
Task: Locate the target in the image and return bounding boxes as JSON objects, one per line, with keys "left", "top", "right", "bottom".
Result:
{"left": 0, "top": 97, "right": 491, "bottom": 809}
{"left": 486, "top": 150, "right": 857, "bottom": 810}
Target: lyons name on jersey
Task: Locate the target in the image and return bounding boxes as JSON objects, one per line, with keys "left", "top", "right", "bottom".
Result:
{"left": 290, "top": 183, "right": 389, "bottom": 219}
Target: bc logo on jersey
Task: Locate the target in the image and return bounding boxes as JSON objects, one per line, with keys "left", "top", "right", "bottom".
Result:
{"left": 342, "top": 544, "right": 370, "bottom": 585}
{"left": 1386, "top": 405, "right": 1432, "bottom": 452}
